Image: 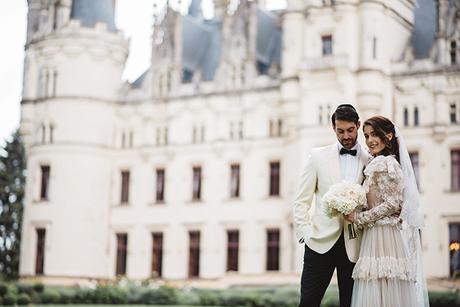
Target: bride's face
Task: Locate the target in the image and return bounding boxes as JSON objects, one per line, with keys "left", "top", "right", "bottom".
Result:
{"left": 363, "top": 125, "right": 386, "bottom": 156}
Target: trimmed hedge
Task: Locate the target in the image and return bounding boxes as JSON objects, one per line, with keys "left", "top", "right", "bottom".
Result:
{"left": 0, "top": 281, "right": 459, "bottom": 306}
{"left": 17, "top": 293, "right": 32, "bottom": 305}
{"left": 0, "top": 281, "right": 8, "bottom": 296}
{"left": 3, "top": 293, "right": 17, "bottom": 305}
{"left": 429, "top": 291, "right": 460, "bottom": 307}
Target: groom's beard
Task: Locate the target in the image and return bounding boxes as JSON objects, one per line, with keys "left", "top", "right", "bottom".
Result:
{"left": 340, "top": 137, "right": 358, "bottom": 149}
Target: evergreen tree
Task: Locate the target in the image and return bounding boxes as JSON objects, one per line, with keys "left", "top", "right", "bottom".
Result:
{"left": 0, "top": 130, "right": 26, "bottom": 280}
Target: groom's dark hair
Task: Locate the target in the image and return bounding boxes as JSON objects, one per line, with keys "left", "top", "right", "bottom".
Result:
{"left": 331, "top": 104, "right": 359, "bottom": 127}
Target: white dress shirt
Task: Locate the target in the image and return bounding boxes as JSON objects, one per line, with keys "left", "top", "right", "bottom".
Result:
{"left": 337, "top": 142, "right": 360, "bottom": 182}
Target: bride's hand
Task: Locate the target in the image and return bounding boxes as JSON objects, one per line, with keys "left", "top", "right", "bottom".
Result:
{"left": 344, "top": 211, "right": 356, "bottom": 223}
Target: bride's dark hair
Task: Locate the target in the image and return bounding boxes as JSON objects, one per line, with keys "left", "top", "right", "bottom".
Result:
{"left": 363, "top": 116, "right": 400, "bottom": 162}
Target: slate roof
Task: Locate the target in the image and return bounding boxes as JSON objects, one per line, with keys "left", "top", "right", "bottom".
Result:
{"left": 70, "top": 0, "right": 116, "bottom": 32}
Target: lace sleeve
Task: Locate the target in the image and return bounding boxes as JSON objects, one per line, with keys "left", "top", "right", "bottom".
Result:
{"left": 355, "top": 156, "right": 404, "bottom": 226}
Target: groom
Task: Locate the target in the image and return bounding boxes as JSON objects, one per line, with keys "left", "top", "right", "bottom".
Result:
{"left": 293, "top": 104, "right": 371, "bottom": 307}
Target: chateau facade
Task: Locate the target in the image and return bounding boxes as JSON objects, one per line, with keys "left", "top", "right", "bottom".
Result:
{"left": 19, "top": 0, "right": 460, "bottom": 284}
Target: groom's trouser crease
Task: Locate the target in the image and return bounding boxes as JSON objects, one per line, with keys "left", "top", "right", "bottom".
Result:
{"left": 299, "top": 233, "right": 355, "bottom": 307}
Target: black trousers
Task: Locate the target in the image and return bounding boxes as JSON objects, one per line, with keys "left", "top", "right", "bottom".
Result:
{"left": 299, "top": 233, "right": 355, "bottom": 307}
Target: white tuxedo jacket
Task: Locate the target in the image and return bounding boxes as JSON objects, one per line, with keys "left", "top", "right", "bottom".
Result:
{"left": 293, "top": 143, "right": 371, "bottom": 263}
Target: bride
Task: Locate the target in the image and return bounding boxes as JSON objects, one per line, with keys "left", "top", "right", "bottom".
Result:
{"left": 345, "top": 116, "right": 429, "bottom": 307}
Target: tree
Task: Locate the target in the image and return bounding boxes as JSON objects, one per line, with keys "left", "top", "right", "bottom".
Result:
{"left": 0, "top": 130, "right": 26, "bottom": 279}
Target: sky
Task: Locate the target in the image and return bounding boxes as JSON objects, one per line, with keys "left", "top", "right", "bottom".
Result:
{"left": 0, "top": 0, "right": 286, "bottom": 146}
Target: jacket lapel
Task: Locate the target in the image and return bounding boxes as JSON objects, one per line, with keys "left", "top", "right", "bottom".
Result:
{"left": 329, "top": 144, "right": 342, "bottom": 183}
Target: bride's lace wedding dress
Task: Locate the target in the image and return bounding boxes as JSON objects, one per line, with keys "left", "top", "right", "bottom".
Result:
{"left": 351, "top": 155, "right": 419, "bottom": 307}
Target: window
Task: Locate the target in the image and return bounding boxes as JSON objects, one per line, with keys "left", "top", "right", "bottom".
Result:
{"left": 121, "top": 132, "right": 126, "bottom": 148}
{"left": 39, "top": 69, "right": 58, "bottom": 98}
{"left": 44, "top": 70, "right": 50, "bottom": 97}
{"left": 414, "top": 106, "right": 419, "bottom": 126}
{"left": 451, "top": 150, "right": 460, "bottom": 191}
{"left": 269, "top": 119, "right": 283, "bottom": 137}
{"left": 188, "top": 231, "right": 200, "bottom": 277}
{"left": 321, "top": 35, "right": 333, "bottom": 56}
{"left": 129, "top": 131, "right": 134, "bottom": 148}
{"left": 257, "top": 61, "right": 270, "bottom": 75}
{"left": 53, "top": 2, "right": 59, "bottom": 29}
{"left": 269, "top": 161, "right": 280, "bottom": 196}
{"left": 37, "top": 68, "right": 55, "bottom": 98}
{"left": 201, "top": 126, "right": 205, "bottom": 142}
{"left": 192, "top": 167, "right": 202, "bottom": 200}
{"left": 182, "top": 69, "right": 193, "bottom": 83}
{"left": 228, "top": 121, "right": 243, "bottom": 140}
{"left": 319, "top": 105, "right": 332, "bottom": 125}
{"left": 166, "top": 72, "right": 172, "bottom": 93}
{"left": 121, "top": 171, "right": 130, "bottom": 204}
{"left": 409, "top": 152, "right": 420, "bottom": 189}
{"left": 227, "top": 230, "right": 239, "bottom": 272}
{"left": 372, "top": 37, "right": 377, "bottom": 59}
{"left": 230, "top": 164, "right": 240, "bottom": 198}
{"left": 41, "top": 124, "right": 46, "bottom": 144}
{"left": 192, "top": 126, "right": 197, "bottom": 143}
{"left": 318, "top": 106, "right": 323, "bottom": 125}
{"left": 451, "top": 103, "right": 458, "bottom": 124}
{"left": 49, "top": 124, "right": 54, "bottom": 144}
{"left": 192, "top": 125, "right": 205, "bottom": 143}
{"left": 151, "top": 232, "right": 163, "bottom": 277}
{"left": 155, "top": 169, "right": 165, "bottom": 202}
{"left": 238, "top": 122, "right": 244, "bottom": 139}
{"left": 156, "top": 127, "right": 168, "bottom": 146}
{"left": 403, "top": 107, "right": 409, "bottom": 127}
{"left": 52, "top": 71, "right": 57, "bottom": 97}
{"left": 35, "top": 228, "right": 46, "bottom": 275}
{"left": 451, "top": 41, "right": 457, "bottom": 65}
{"left": 38, "top": 70, "right": 43, "bottom": 98}
{"left": 266, "top": 229, "right": 280, "bottom": 271}
{"left": 39, "top": 124, "right": 54, "bottom": 144}
{"left": 40, "top": 165, "right": 50, "bottom": 201}
{"left": 229, "top": 122, "right": 234, "bottom": 140}
{"left": 155, "top": 128, "right": 160, "bottom": 146}
{"left": 115, "top": 233, "right": 128, "bottom": 276}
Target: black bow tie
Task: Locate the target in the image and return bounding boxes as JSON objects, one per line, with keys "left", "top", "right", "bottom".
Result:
{"left": 340, "top": 148, "right": 357, "bottom": 156}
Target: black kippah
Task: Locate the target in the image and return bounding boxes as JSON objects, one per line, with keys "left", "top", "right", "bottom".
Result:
{"left": 336, "top": 104, "right": 356, "bottom": 112}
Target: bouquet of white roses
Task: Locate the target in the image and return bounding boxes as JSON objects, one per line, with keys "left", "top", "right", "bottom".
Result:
{"left": 322, "top": 182, "right": 366, "bottom": 239}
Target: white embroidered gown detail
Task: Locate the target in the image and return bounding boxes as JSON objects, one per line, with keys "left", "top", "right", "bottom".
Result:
{"left": 350, "top": 155, "right": 419, "bottom": 307}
